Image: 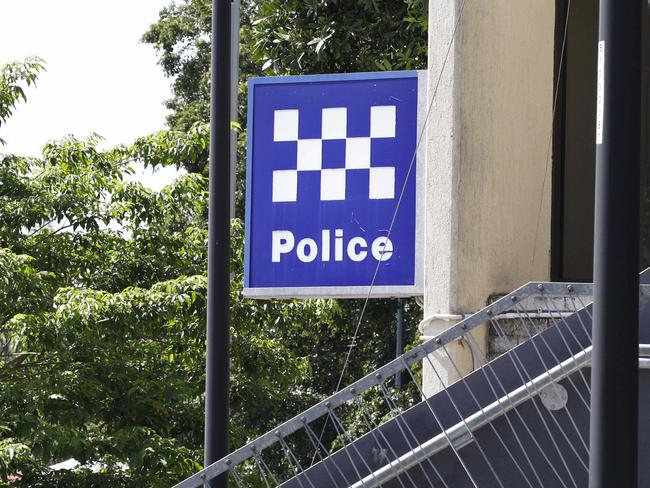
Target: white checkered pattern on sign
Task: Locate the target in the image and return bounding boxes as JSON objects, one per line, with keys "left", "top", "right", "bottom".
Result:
{"left": 321, "top": 169, "right": 346, "bottom": 200}
{"left": 345, "top": 138, "right": 371, "bottom": 169}
{"left": 272, "top": 170, "right": 298, "bottom": 202}
{"left": 273, "top": 109, "right": 299, "bottom": 142}
{"left": 322, "top": 107, "right": 347, "bottom": 140}
{"left": 369, "top": 167, "right": 395, "bottom": 199}
{"left": 296, "top": 139, "right": 322, "bottom": 171}
{"left": 272, "top": 105, "right": 397, "bottom": 202}
{"left": 370, "top": 105, "right": 396, "bottom": 138}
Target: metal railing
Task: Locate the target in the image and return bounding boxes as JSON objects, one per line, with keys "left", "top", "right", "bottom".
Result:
{"left": 175, "top": 282, "right": 649, "bottom": 488}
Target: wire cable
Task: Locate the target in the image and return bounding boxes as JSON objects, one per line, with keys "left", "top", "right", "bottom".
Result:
{"left": 530, "top": 0, "right": 572, "bottom": 275}
{"left": 311, "top": 0, "right": 470, "bottom": 466}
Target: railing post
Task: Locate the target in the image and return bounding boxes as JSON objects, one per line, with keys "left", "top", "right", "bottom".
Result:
{"left": 590, "top": 1, "right": 642, "bottom": 487}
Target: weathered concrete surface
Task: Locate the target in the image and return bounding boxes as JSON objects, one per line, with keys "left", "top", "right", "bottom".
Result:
{"left": 424, "top": 0, "right": 555, "bottom": 395}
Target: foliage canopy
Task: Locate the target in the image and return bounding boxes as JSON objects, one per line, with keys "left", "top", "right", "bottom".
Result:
{"left": 142, "top": 0, "right": 428, "bottom": 132}
{"left": 0, "top": 2, "right": 426, "bottom": 483}
{"left": 0, "top": 71, "right": 420, "bottom": 487}
{"left": 0, "top": 121, "right": 347, "bottom": 484}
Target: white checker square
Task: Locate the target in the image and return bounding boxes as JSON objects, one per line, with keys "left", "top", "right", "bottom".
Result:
{"left": 296, "top": 139, "right": 322, "bottom": 171}
{"left": 369, "top": 166, "right": 395, "bottom": 199}
{"left": 322, "top": 107, "right": 347, "bottom": 140}
{"left": 272, "top": 170, "right": 298, "bottom": 202}
{"left": 320, "top": 169, "right": 346, "bottom": 200}
{"left": 345, "top": 137, "right": 371, "bottom": 169}
{"left": 274, "top": 109, "right": 299, "bottom": 141}
{"left": 370, "top": 105, "right": 396, "bottom": 138}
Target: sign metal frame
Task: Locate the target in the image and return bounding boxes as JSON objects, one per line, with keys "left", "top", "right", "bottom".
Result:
{"left": 244, "top": 70, "right": 426, "bottom": 299}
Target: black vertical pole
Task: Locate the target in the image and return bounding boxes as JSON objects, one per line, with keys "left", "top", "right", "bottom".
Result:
{"left": 229, "top": 0, "right": 240, "bottom": 219}
{"left": 395, "top": 298, "right": 404, "bottom": 389}
{"left": 205, "top": 0, "right": 230, "bottom": 486}
{"left": 590, "top": 1, "right": 641, "bottom": 487}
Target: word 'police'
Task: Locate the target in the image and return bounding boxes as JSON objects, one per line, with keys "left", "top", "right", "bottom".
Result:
{"left": 272, "top": 229, "right": 393, "bottom": 263}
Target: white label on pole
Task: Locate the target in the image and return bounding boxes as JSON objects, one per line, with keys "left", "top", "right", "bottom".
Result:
{"left": 596, "top": 41, "right": 605, "bottom": 145}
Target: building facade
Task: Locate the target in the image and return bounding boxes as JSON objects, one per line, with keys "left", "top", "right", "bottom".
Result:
{"left": 422, "top": 0, "right": 650, "bottom": 394}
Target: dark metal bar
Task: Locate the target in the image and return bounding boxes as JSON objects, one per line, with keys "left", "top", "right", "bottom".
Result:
{"left": 395, "top": 298, "right": 404, "bottom": 388}
{"left": 590, "top": 1, "right": 642, "bottom": 487}
{"left": 229, "top": 0, "right": 240, "bottom": 218}
{"left": 205, "top": 0, "right": 231, "bottom": 487}
{"left": 551, "top": 0, "right": 569, "bottom": 282}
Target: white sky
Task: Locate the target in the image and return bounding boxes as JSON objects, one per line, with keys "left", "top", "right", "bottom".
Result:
{"left": 0, "top": 0, "right": 183, "bottom": 190}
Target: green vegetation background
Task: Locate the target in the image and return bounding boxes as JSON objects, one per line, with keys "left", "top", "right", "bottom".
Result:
{"left": 0, "top": 1, "right": 428, "bottom": 486}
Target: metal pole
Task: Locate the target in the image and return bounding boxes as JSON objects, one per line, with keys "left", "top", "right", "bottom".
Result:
{"left": 229, "top": 0, "right": 241, "bottom": 219}
{"left": 590, "top": 1, "right": 641, "bottom": 487}
{"left": 395, "top": 298, "right": 404, "bottom": 389}
{"left": 205, "top": 0, "right": 230, "bottom": 486}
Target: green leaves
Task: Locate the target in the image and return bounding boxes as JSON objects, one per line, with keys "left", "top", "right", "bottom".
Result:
{"left": 126, "top": 122, "right": 209, "bottom": 173}
{"left": 0, "top": 12, "right": 429, "bottom": 481}
{"left": 0, "top": 436, "right": 31, "bottom": 481}
{"left": 142, "top": 0, "right": 428, "bottom": 133}
{"left": 0, "top": 57, "right": 44, "bottom": 145}
{"left": 0, "top": 85, "right": 348, "bottom": 484}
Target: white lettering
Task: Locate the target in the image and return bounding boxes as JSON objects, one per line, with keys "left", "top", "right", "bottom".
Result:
{"left": 297, "top": 238, "right": 318, "bottom": 262}
{"left": 371, "top": 236, "right": 393, "bottom": 262}
{"left": 272, "top": 230, "right": 294, "bottom": 262}
{"left": 270, "top": 230, "right": 394, "bottom": 263}
{"left": 321, "top": 229, "right": 331, "bottom": 261}
{"left": 347, "top": 237, "right": 368, "bottom": 262}
{"left": 334, "top": 229, "right": 344, "bottom": 261}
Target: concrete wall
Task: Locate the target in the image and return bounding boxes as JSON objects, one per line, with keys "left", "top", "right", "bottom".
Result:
{"left": 423, "top": 0, "right": 556, "bottom": 395}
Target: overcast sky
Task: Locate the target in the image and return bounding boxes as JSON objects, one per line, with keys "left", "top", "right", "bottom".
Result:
{"left": 0, "top": 0, "right": 182, "bottom": 190}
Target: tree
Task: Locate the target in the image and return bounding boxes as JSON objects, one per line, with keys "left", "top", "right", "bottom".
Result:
{"left": 1, "top": 0, "right": 429, "bottom": 478}
{"left": 0, "top": 61, "right": 347, "bottom": 484}
{"left": 141, "top": 0, "right": 427, "bottom": 449}
{"left": 0, "top": 82, "right": 419, "bottom": 488}
{"left": 141, "top": 0, "right": 426, "bottom": 366}
{"left": 143, "top": 0, "right": 427, "bottom": 218}
{"left": 142, "top": 0, "right": 428, "bottom": 133}
{"left": 0, "top": 57, "right": 43, "bottom": 145}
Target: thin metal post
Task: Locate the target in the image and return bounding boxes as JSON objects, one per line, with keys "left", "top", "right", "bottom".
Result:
{"left": 590, "top": 1, "right": 641, "bottom": 487}
{"left": 395, "top": 298, "right": 404, "bottom": 389}
{"left": 229, "top": 0, "right": 241, "bottom": 219}
{"left": 205, "top": 0, "right": 231, "bottom": 487}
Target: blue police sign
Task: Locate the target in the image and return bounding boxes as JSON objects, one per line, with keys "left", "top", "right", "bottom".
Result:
{"left": 244, "top": 71, "right": 425, "bottom": 298}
